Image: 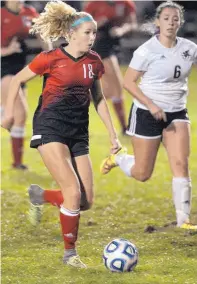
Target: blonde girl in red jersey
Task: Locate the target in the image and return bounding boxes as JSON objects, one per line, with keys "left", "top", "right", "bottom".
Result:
{"left": 2, "top": 0, "right": 121, "bottom": 268}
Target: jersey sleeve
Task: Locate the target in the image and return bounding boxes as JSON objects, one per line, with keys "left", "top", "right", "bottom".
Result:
{"left": 28, "top": 52, "right": 50, "bottom": 75}
{"left": 96, "top": 56, "right": 105, "bottom": 79}
{"left": 26, "top": 5, "right": 39, "bottom": 18}
{"left": 129, "top": 47, "right": 149, "bottom": 72}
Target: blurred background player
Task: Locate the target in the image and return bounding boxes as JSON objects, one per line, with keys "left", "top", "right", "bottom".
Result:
{"left": 1, "top": 0, "right": 121, "bottom": 268}
{"left": 100, "top": 1, "right": 197, "bottom": 230}
{"left": 1, "top": 0, "right": 51, "bottom": 170}
{"left": 84, "top": 0, "right": 137, "bottom": 135}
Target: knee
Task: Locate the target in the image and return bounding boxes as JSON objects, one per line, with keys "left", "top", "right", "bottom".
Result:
{"left": 70, "top": 188, "right": 81, "bottom": 202}
{"left": 63, "top": 182, "right": 81, "bottom": 203}
{"left": 134, "top": 170, "right": 152, "bottom": 182}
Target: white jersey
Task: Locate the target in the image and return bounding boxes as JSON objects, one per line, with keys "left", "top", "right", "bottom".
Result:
{"left": 129, "top": 36, "right": 197, "bottom": 112}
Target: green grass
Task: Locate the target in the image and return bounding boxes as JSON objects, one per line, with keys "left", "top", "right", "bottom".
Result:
{"left": 1, "top": 67, "right": 197, "bottom": 284}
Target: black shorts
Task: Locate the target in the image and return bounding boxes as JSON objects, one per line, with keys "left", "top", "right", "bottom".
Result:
{"left": 126, "top": 104, "right": 190, "bottom": 139}
{"left": 1, "top": 62, "right": 26, "bottom": 88}
{"left": 1, "top": 47, "right": 27, "bottom": 88}
{"left": 93, "top": 33, "right": 119, "bottom": 59}
{"left": 30, "top": 134, "right": 89, "bottom": 158}
{"left": 93, "top": 40, "right": 114, "bottom": 59}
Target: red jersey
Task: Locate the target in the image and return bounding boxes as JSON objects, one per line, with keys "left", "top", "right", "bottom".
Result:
{"left": 84, "top": 0, "right": 136, "bottom": 26}
{"left": 29, "top": 46, "right": 105, "bottom": 139}
{"left": 29, "top": 45, "right": 105, "bottom": 110}
{"left": 1, "top": 5, "right": 39, "bottom": 47}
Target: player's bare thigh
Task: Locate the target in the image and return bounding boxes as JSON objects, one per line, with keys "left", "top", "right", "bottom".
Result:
{"left": 1, "top": 75, "right": 13, "bottom": 105}
{"left": 162, "top": 121, "right": 190, "bottom": 177}
{"left": 1, "top": 75, "right": 27, "bottom": 125}
{"left": 13, "top": 87, "right": 28, "bottom": 126}
{"left": 101, "top": 55, "right": 123, "bottom": 99}
{"left": 38, "top": 142, "right": 81, "bottom": 210}
{"left": 131, "top": 136, "right": 161, "bottom": 182}
{"left": 72, "top": 154, "right": 94, "bottom": 209}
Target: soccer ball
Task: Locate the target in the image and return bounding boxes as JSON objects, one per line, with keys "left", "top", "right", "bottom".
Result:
{"left": 103, "top": 238, "right": 138, "bottom": 272}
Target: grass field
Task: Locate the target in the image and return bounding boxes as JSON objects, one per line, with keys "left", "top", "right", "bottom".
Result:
{"left": 1, "top": 67, "right": 197, "bottom": 284}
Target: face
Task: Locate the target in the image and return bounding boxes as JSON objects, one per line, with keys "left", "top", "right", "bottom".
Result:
{"left": 6, "top": 0, "right": 23, "bottom": 9}
{"left": 157, "top": 7, "right": 181, "bottom": 38}
{"left": 6, "top": 0, "right": 22, "bottom": 4}
{"left": 71, "top": 21, "right": 97, "bottom": 53}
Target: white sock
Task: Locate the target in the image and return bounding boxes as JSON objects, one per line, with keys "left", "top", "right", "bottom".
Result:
{"left": 60, "top": 206, "right": 80, "bottom": 216}
{"left": 172, "top": 177, "right": 192, "bottom": 227}
{"left": 115, "top": 154, "right": 135, "bottom": 177}
{"left": 10, "top": 126, "right": 25, "bottom": 138}
{"left": 111, "top": 97, "right": 122, "bottom": 103}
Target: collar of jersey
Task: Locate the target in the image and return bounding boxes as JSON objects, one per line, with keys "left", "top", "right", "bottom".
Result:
{"left": 60, "top": 44, "right": 87, "bottom": 62}
{"left": 154, "top": 35, "right": 180, "bottom": 51}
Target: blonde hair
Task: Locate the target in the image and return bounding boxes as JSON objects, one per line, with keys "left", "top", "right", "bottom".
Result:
{"left": 141, "top": 1, "right": 184, "bottom": 35}
{"left": 30, "top": 0, "right": 94, "bottom": 42}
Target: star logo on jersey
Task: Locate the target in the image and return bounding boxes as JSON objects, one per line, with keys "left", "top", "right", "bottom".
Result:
{"left": 53, "top": 64, "right": 67, "bottom": 68}
{"left": 22, "top": 16, "right": 32, "bottom": 28}
{"left": 182, "top": 50, "right": 191, "bottom": 60}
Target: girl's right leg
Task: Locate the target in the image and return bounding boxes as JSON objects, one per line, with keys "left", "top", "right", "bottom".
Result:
{"left": 29, "top": 142, "right": 86, "bottom": 268}
{"left": 100, "top": 105, "right": 162, "bottom": 179}
{"left": 101, "top": 136, "right": 161, "bottom": 182}
{"left": 130, "top": 136, "right": 161, "bottom": 181}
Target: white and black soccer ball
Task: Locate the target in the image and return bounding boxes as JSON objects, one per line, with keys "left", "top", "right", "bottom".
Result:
{"left": 103, "top": 238, "right": 138, "bottom": 272}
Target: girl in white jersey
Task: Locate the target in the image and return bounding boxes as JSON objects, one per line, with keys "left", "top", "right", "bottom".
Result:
{"left": 101, "top": 1, "right": 197, "bottom": 230}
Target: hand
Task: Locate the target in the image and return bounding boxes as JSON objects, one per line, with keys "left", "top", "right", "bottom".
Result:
{"left": 109, "top": 27, "right": 123, "bottom": 38}
{"left": 110, "top": 137, "right": 122, "bottom": 154}
{"left": 148, "top": 103, "right": 167, "bottom": 122}
{"left": 8, "top": 37, "right": 22, "bottom": 54}
{"left": 1, "top": 115, "right": 14, "bottom": 131}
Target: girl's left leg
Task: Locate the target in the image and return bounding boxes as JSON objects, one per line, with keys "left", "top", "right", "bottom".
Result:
{"left": 163, "top": 121, "right": 196, "bottom": 229}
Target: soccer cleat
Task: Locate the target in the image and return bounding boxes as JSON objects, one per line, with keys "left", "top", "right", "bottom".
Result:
{"left": 100, "top": 147, "right": 127, "bottom": 175}
{"left": 27, "top": 184, "right": 44, "bottom": 226}
{"left": 179, "top": 222, "right": 197, "bottom": 230}
{"left": 64, "top": 255, "right": 87, "bottom": 269}
{"left": 28, "top": 184, "right": 45, "bottom": 205}
{"left": 27, "top": 203, "right": 43, "bottom": 226}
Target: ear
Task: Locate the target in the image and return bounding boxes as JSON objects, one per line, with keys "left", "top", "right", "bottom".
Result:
{"left": 69, "top": 29, "right": 76, "bottom": 40}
